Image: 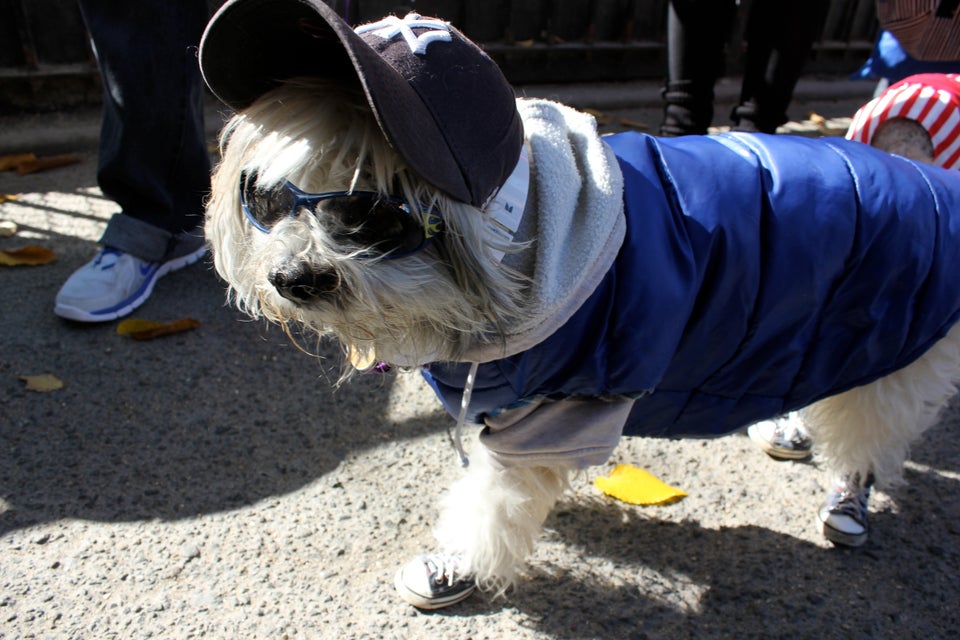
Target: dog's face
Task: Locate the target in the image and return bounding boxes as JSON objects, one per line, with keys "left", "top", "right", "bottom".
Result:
{"left": 206, "top": 80, "right": 525, "bottom": 370}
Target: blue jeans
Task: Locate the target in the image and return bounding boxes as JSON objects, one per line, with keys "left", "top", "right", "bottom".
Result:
{"left": 78, "top": 0, "right": 212, "bottom": 262}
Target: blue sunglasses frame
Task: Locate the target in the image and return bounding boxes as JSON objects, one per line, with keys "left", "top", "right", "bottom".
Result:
{"left": 239, "top": 173, "right": 444, "bottom": 259}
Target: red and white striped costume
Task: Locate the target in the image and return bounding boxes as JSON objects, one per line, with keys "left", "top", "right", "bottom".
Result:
{"left": 846, "top": 73, "right": 960, "bottom": 170}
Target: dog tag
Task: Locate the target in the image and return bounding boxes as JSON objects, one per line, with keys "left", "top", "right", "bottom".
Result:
{"left": 348, "top": 344, "right": 378, "bottom": 371}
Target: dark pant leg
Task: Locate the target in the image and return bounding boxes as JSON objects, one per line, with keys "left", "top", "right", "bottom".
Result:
{"left": 77, "top": 0, "right": 211, "bottom": 258}
{"left": 732, "top": 0, "right": 830, "bottom": 132}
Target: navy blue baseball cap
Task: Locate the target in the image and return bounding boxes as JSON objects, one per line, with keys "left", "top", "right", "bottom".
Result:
{"left": 200, "top": 0, "right": 524, "bottom": 208}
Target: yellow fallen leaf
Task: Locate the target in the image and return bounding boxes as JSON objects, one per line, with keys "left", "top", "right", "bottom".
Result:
{"left": 20, "top": 374, "right": 64, "bottom": 392}
{"left": 595, "top": 463, "right": 687, "bottom": 506}
{"left": 15, "top": 154, "right": 82, "bottom": 175}
{"left": 117, "top": 317, "right": 200, "bottom": 340}
{"left": 1, "top": 194, "right": 20, "bottom": 204}
{"left": 0, "top": 245, "right": 57, "bottom": 266}
{"left": 117, "top": 318, "right": 163, "bottom": 334}
{"left": 0, "top": 153, "right": 36, "bottom": 172}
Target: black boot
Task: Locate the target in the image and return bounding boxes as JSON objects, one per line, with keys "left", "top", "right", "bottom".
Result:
{"left": 661, "top": 80, "right": 715, "bottom": 136}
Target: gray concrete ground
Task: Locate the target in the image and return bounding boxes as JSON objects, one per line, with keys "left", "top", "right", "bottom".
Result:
{"left": 2, "top": 78, "right": 960, "bottom": 640}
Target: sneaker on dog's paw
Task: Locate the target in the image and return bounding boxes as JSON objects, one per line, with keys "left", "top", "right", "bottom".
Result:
{"left": 819, "top": 472, "right": 872, "bottom": 547}
{"left": 748, "top": 413, "right": 813, "bottom": 460}
{"left": 394, "top": 553, "right": 476, "bottom": 609}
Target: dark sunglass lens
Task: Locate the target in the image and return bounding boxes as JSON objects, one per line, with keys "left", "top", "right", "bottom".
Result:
{"left": 328, "top": 196, "right": 424, "bottom": 255}
{"left": 241, "top": 173, "right": 294, "bottom": 229}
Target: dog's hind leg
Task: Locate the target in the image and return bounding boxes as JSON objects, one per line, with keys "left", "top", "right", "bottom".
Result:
{"left": 802, "top": 323, "right": 960, "bottom": 545}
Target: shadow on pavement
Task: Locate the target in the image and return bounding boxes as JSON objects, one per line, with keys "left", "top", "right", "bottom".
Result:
{"left": 0, "top": 154, "right": 448, "bottom": 535}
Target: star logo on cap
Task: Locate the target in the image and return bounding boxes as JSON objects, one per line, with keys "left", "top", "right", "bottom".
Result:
{"left": 355, "top": 13, "right": 452, "bottom": 55}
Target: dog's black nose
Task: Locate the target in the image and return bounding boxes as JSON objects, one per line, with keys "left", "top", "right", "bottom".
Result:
{"left": 268, "top": 261, "right": 339, "bottom": 304}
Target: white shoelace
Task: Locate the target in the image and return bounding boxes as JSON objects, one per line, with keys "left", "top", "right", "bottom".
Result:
{"left": 425, "top": 553, "right": 466, "bottom": 587}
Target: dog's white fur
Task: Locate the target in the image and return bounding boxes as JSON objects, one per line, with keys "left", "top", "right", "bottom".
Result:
{"left": 207, "top": 79, "right": 960, "bottom": 595}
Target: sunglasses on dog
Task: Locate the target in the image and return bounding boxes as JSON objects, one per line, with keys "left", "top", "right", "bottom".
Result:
{"left": 239, "top": 171, "right": 443, "bottom": 258}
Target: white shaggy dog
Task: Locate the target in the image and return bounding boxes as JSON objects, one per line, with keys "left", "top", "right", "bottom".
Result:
{"left": 199, "top": 1, "right": 960, "bottom": 609}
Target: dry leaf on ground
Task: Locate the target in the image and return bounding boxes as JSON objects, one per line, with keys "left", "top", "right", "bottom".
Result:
{"left": 0, "top": 153, "right": 37, "bottom": 171}
{"left": 1, "top": 152, "right": 81, "bottom": 174}
{"left": 1, "top": 194, "right": 20, "bottom": 205}
{"left": 117, "top": 317, "right": 201, "bottom": 340}
{"left": 20, "top": 374, "right": 64, "bottom": 392}
{"left": 15, "top": 154, "right": 82, "bottom": 175}
{"left": 594, "top": 463, "right": 688, "bottom": 506}
{"left": 0, "top": 245, "right": 57, "bottom": 266}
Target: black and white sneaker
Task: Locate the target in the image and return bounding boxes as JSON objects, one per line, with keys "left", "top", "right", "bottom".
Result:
{"left": 747, "top": 413, "right": 813, "bottom": 460}
{"left": 819, "top": 472, "right": 873, "bottom": 547}
{"left": 394, "top": 553, "right": 476, "bottom": 609}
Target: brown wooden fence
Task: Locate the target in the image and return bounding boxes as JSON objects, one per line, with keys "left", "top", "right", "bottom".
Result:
{"left": 0, "top": 0, "right": 879, "bottom": 111}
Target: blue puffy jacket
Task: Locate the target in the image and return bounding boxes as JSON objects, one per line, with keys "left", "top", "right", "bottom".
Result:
{"left": 424, "top": 132, "right": 960, "bottom": 439}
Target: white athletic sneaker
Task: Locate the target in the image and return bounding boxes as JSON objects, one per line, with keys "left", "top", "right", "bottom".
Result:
{"left": 54, "top": 246, "right": 206, "bottom": 322}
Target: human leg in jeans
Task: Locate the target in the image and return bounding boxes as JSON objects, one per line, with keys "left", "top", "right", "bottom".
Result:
{"left": 56, "top": 0, "right": 211, "bottom": 322}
